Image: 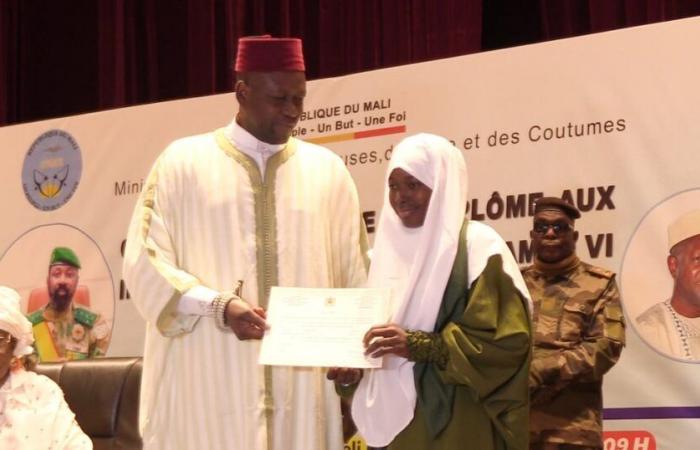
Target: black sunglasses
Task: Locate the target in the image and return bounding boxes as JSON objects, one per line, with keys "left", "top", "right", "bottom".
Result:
{"left": 533, "top": 222, "right": 572, "bottom": 234}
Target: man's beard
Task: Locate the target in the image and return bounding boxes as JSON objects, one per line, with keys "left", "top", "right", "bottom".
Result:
{"left": 50, "top": 285, "right": 74, "bottom": 311}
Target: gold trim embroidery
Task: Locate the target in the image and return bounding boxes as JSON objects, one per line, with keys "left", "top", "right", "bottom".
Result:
{"left": 138, "top": 155, "right": 199, "bottom": 336}
{"left": 214, "top": 128, "right": 296, "bottom": 450}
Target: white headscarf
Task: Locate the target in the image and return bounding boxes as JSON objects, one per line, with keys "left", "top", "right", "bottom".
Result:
{"left": 0, "top": 286, "right": 35, "bottom": 357}
{"left": 352, "top": 133, "right": 468, "bottom": 446}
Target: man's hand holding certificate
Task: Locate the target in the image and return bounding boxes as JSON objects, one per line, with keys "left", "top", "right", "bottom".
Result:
{"left": 259, "top": 287, "right": 390, "bottom": 368}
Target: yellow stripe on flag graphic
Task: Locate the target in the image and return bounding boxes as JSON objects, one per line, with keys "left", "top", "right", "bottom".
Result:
{"left": 32, "top": 322, "right": 60, "bottom": 361}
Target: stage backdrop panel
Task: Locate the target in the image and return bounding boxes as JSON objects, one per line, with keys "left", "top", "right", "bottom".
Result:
{"left": 3, "top": 16, "right": 700, "bottom": 450}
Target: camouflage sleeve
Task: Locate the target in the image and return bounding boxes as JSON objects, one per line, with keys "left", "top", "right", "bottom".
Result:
{"left": 531, "top": 278, "right": 625, "bottom": 393}
{"left": 89, "top": 314, "right": 112, "bottom": 358}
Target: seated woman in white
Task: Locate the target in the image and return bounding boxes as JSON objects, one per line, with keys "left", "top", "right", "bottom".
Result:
{"left": 0, "top": 286, "right": 92, "bottom": 450}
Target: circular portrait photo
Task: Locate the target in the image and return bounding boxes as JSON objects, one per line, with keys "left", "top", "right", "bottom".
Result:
{"left": 621, "top": 189, "right": 700, "bottom": 363}
{"left": 0, "top": 224, "right": 114, "bottom": 362}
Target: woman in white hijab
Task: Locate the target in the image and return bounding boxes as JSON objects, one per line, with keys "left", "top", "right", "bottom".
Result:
{"left": 0, "top": 286, "right": 92, "bottom": 450}
{"left": 350, "top": 134, "right": 532, "bottom": 449}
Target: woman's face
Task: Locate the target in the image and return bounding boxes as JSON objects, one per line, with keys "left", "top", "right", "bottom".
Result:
{"left": 388, "top": 168, "right": 432, "bottom": 228}
{"left": 0, "top": 330, "right": 16, "bottom": 383}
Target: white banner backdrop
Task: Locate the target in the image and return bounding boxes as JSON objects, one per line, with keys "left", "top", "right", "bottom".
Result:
{"left": 2, "top": 16, "right": 700, "bottom": 449}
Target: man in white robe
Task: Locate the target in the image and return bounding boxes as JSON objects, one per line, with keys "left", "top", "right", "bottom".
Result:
{"left": 123, "top": 36, "right": 368, "bottom": 450}
{"left": 636, "top": 210, "right": 700, "bottom": 361}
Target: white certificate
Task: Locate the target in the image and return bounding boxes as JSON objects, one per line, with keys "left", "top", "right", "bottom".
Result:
{"left": 259, "top": 286, "right": 390, "bottom": 368}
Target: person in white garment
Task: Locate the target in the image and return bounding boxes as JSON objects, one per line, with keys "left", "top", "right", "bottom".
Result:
{"left": 331, "top": 134, "right": 531, "bottom": 450}
{"left": 0, "top": 286, "right": 92, "bottom": 450}
{"left": 636, "top": 209, "right": 700, "bottom": 361}
{"left": 122, "top": 36, "right": 368, "bottom": 450}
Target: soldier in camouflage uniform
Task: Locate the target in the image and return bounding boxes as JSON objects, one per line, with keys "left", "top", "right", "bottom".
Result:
{"left": 27, "top": 247, "right": 111, "bottom": 362}
{"left": 521, "top": 197, "right": 625, "bottom": 450}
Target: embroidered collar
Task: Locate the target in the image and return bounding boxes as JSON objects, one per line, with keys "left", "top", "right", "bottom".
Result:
{"left": 663, "top": 300, "right": 700, "bottom": 359}
{"left": 225, "top": 120, "right": 285, "bottom": 156}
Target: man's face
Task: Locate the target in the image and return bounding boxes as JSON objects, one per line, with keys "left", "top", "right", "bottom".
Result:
{"left": 47, "top": 263, "right": 79, "bottom": 310}
{"left": 530, "top": 209, "right": 578, "bottom": 263}
{"left": 388, "top": 168, "right": 432, "bottom": 228}
{"left": 668, "top": 235, "right": 700, "bottom": 311}
{"left": 235, "top": 71, "right": 306, "bottom": 145}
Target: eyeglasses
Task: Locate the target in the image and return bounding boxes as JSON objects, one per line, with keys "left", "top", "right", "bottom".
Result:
{"left": 533, "top": 222, "right": 572, "bottom": 235}
{"left": 0, "top": 333, "right": 14, "bottom": 351}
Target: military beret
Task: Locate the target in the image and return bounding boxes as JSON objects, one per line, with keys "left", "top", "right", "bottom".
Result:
{"left": 50, "top": 247, "right": 81, "bottom": 269}
{"left": 534, "top": 196, "right": 581, "bottom": 220}
{"left": 668, "top": 209, "right": 700, "bottom": 252}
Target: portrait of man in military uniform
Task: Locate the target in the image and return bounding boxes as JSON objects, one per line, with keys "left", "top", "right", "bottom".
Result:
{"left": 27, "top": 247, "right": 111, "bottom": 362}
